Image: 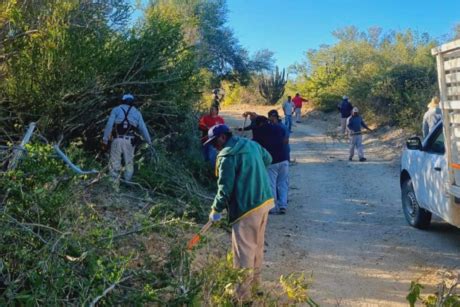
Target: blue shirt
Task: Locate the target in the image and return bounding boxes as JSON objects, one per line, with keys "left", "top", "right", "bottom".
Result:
{"left": 277, "top": 121, "right": 289, "bottom": 138}
{"left": 277, "top": 122, "right": 290, "bottom": 157}
{"left": 347, "top": 115, "right": 369, "bottom": 133}
{"left": 339, "top": 100, "right": 353, "bottom": 118}
{"left": 103, "top": 104, "right": 152, "bottom": 144}
{"left": 253, "top": 123, "right": 288, "bottom": 164}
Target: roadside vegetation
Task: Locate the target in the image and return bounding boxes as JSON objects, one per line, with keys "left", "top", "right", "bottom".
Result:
{"left": 223, "top": 25, "right": 460, "bottom": 133}
{"left": 290, "top": 26, "right": 460, "bottom": 132}
{"left": 0, "top": 0, "right": 316, "bottom": 304}
{"left": 1, "top": 0, "right": 459, "bottom": 304}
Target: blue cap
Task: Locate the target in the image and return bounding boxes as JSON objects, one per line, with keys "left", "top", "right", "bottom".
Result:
{"left": 122, "top": 94, "right": 134, "bottom": 101}
{"left": 204, "top": 124, "right": 230, "bottom": 145}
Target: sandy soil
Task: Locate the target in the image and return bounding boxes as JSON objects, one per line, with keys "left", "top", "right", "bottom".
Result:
{"left": 220, "top": 105, "right": 460, "bottom": 306}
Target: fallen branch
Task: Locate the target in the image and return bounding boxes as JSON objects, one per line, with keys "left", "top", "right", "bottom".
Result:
{"left": 53, "top": 145, "right": 99, "bottom": 175}
{"left": 7, "top": 122, "right": 36, "bottom": 171}
{"left": 22, "top": 222, "right": 64, "bottom": 234}
{"left": 102, "top": 219, "right": 179, "bottom": 241}
{"left": 88, "top": 275, "right": 132, "bottom": 307}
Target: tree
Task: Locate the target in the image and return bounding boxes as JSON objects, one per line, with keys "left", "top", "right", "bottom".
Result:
{"left": 249, "top": 49, "right": 275, "bottom": 73}
{"left": 0, "top": 0, "right": 205, "bottom": 151}
{"left": 454, "top": 23, "right": 460, "bottom": 39}
{"left": 154, "top": 0, "right": 274, "bottom": 86}
{"left": 259, "top": 66, "right": 287, "bottom": 105}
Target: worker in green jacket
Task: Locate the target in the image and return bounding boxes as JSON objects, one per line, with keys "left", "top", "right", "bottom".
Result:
{"left": 204, "top": 124, "right": 274, "bottom": 301}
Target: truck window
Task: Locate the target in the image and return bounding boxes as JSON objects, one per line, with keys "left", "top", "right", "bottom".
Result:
{"left": 427, "top": 131, "right": 445, "bottom": 154}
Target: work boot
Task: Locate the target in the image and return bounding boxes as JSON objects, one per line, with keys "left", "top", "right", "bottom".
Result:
{"left": 359, "top": 157, "right": 367, "bottom": 162}
{"left": 279, "top": 208, "right": 287, "bottom": 214}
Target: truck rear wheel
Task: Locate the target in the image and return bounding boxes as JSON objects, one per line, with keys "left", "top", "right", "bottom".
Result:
{"left": 402, "top": 179, "right": 432, "bottom": 229}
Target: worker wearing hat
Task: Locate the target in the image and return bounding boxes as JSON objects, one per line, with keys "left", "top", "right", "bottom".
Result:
{"left": 102, "top": 94, "right": 154, "bottom": 181}
{"left": 346, "top": 107, "right": 372, "bottom": 162}
{"left": 422, "top": 97, "right": 442, "bottom": 138}
{"left": 206, "top": 124, "right": 274, "bottom": 301}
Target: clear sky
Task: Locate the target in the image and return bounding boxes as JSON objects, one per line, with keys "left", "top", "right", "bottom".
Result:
{"left": 226, "top": 0, "right": 460, "bottom": 69}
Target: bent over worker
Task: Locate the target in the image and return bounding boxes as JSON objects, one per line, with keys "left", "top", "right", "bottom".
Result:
{"left": 102, "top": 94, "right": 153, "bottom": 181}
{"left": 206, "top": 124, "right": 274, "bottom": 301}
{"left": 253, "top": 115, "right": 289, "bottom": 215}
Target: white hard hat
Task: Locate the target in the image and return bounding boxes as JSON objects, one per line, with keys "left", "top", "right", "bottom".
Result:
{"left": 343, "top": 95, "right": 349, "bottom": 100}
{"left": 352, "top": 107, "right": 359, "bottom": 113}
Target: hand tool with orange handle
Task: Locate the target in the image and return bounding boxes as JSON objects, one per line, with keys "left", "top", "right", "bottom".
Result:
{"left": 187, "top": 221, "right": 213, "bottom": 250}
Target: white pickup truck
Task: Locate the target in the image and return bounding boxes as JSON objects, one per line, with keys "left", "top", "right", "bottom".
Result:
{"left": 400, "top": 39, "right": 460, "bottom": 229}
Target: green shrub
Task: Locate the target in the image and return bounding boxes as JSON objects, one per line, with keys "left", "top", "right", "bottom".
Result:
{"left": 0, "top": 143, "right": 204, "bottom": 305}
{"left": 407, "top": 279, "right": 460, "bottom": 307}
{"left": 0, "top": 144, "right": 130, "bottom": 305}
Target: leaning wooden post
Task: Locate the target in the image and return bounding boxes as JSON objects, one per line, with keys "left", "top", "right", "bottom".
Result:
{"left": 7, "top": 122, "right": 36, "bottom": 171}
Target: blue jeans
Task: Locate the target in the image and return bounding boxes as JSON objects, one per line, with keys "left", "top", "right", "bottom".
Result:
{"left": 285, "top": 115, "right": 292, "bottom": 132}
{"left": 285, "top": 144, "right": 291, "bottom": 161}
{"left": 203, "top": 143, "right": 218, "bottom": 168}
{"left": 267, "top": 160, "right": 289, "bottom": 211}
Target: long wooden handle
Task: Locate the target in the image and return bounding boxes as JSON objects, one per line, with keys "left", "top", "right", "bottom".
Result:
{"left": 199, "top": 221, "right": 213, "bottom": 235}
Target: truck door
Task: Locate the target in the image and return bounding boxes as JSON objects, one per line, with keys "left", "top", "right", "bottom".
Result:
{"left": 419, "top": 127, "right": 448, "bottom": 215}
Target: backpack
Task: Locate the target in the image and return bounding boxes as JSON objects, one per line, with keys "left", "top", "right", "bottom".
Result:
{"left": 115, "top": 106, "right": 133, "bottom": 136}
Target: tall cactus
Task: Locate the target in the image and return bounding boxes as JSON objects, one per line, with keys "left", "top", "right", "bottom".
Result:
{"left": 258, "top": 66, "right": 287, "bottom": 105}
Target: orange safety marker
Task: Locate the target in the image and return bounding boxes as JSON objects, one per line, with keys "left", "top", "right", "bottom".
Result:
{"left": 187, "top": 221, "right": 213, "bottom": 250}
{"left": 451, "top": 163, "right": 460, "bottom": 170}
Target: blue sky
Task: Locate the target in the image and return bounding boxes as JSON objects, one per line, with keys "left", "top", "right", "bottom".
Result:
{"left": 226, "top": 0, "right": 460, "bottom": 69}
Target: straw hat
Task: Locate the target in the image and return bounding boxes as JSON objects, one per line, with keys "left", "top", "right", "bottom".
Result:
{"left": 427, "top": 97, "right": 440, "bottom": 108}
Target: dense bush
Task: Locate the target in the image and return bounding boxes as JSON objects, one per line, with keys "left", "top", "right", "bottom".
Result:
{"left": 0, "top": 1, "right": 204, "bottom": 151}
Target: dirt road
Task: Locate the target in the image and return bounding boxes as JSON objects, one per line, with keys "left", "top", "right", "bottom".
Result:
{"left": 221, "top": 107, "right": 460, "bottom": 306}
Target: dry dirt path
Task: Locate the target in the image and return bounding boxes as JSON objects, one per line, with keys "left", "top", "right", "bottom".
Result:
{"left": 221, "top": 107, "right": 460, "bottom": 306}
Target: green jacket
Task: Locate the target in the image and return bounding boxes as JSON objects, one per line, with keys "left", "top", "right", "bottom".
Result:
{"left": 212, "top": 136, "right": 274, "bottom": 224}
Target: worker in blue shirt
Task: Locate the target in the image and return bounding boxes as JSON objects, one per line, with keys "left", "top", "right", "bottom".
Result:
{"left": 347, "top": 107, "right": 372, "bottom": 162}
{"left": 102, "top": 94, "right": 154, "bottom": 181}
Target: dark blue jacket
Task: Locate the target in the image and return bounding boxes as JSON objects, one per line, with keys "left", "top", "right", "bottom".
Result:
{"left": 347, "top": 115, "right": 369, "bottom": 133}
{"left": 339, "top": 99, "right": 353, "bottom": 118}
{"left": 252, "top": 123, "right": 288, "bottom": 164}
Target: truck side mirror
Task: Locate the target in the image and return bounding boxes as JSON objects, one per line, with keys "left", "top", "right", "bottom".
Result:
{"left": 406, "top": 137, "right": 422, "bottom": 150}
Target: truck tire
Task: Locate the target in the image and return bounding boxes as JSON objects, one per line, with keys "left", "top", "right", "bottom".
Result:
{"left": 401, "top": 179, "right": 432, "bottom": 229}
